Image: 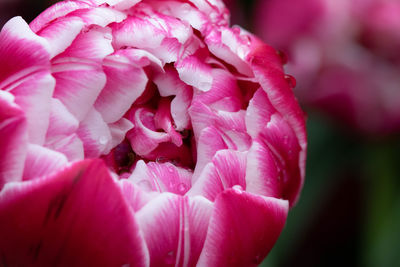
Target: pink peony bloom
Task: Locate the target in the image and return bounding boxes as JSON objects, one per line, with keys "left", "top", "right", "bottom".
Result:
{"left": 255, "top": 0, "right": 400, "bottom": 135}
{"left": 0, "top": 0, "right": 306, "bottom": 265}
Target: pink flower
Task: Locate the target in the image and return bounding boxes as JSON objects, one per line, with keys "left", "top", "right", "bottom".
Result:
{"left": 0, "top": 0, "right": 306, "bottom": 265}
{"left": 255, "top": 0, "right": 400, "bottom": 135}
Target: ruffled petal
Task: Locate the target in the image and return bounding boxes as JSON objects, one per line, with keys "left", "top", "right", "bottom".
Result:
{"left": 112, "top": 12, "right": 190, "bottom": 63}
{"left": 197, "top": 188, "right": 288, "bottom": 266}
{"left": 0, "top": 159, "right": 149, "bottom": 266}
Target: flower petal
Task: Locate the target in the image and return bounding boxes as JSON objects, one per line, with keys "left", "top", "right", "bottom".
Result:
{"left": 22, "top": 144, "right": 68, "bottom": 181}
{"left": 0, "top": 159, "right": 149, "bottom": 266}
{"left": 29, "top": 0, "right": 92, "bottom": 32}
{"left": 136, "top": 193, "right": 213, "bottom": 266}
{"left": 245, "top": 139, "right": 281, "bottom": 198}
{"left": 0, "top": 91, "right": 27, "bottom": 189}
{"left": 51, "top": 27, "right": 112, "bottom": 121}
{"left": 247, "top": 41, "right": 307, "bottom": 186}
{"left": 45, "top": 134, "right": 84, "bottom": 161}
{"left": 77, "top": 108, "right": 112, "bottom": 158}
{"left": 10, "top": 71, "right": 55, "bottom": 145}
{"left": 188, "top": 149, "right": 246, "bottom": 201}
{"left": 95, "top": 49, "right": 149, "bottom": 123}
{"left": 198, "top": 189, "right": 288, "bottom": 266}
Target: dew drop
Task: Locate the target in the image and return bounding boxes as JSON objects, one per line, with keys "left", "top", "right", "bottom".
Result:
{"left": 156, "top": 157, "right": 168, "bottom": 163}
{"left": 99, "top": 136, "right": 108, "bottom": 145}
{"left": 232, "top": 185, "right": 243, "bottom": 194}
{"left": 284, "top": 74, "right": 296, "bottom": 88}
{"left": 177, "top": 183, "right": 187, "bottom": 194}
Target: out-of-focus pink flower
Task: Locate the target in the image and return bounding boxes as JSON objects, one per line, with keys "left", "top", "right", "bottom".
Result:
{"left": 0, "top": 0, "right": 306, "bottom": 265}
{"left": 255, "top": 0, "right": 400, "bottom": 135}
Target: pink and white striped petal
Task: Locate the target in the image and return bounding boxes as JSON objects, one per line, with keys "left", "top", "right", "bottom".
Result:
{"left": 36, "top": 16, "right": 85, "bottom": 58}
{"left": 112, "top": 14, "right": 186, "bottom": 63}
{"left": 192, "top": 127, "right": 227, "bottom": 181}
{"left": 153, "top": 66, "right": 192, "bottom": 130}
{"left": 108, "top": 118, "right": 134, "bottom": 149}
{"left": 29, "top": 0, "right": 92, "bottom": 32}
{"left": 197, "top": 188, "right": 288, "bottom": 266}
{"left": 51, "top": 27, "right": 113, "bottom": 121}
{"left": 176, "top": 53, "right": 213, "bottom": 91}
{"left": 46, "top": 98, "right": 79, "bottom": 139}
{"left": 245, "top": 88, "right": 276, "bottom": 139}
{"left": 136, "top": 193, "right": 213, "bottom": 267}
{"left": 188, "top": 149, "right": 247, "bottom": 201}
{"left": 22, "top": 144, "right": 68, "bottom": 181}
{"left": 126, "top": 108, "right": 170, "bottom": 155}
{"left": 119, "top": 179, "right": 157, "bottom": 212}
{"left": 77, "top": 108, "right": 112, "bottom": 158}
{"left": 192, "top": 68, "right": 242, "bottom": 111}
{"left": 68, "top": 6, "right": 127, "bottom": 27}
{"left": 129, "top": 161, "right": 192, "bottom": 195}
{"left": 45, "top": 133, "right": 84, "bottom": 161}
{"left": 0, "top": 160, "right": 149, "bottom": 266}
{"left": 205, "top": 28, "right": 253, "bottom": 76}
{"left": 0, "top": 17, "right": 50, "bottom": 91}
{"left": 95, "top": 49, "right": 149, "bottom": 123}
{"left": 247, "top": 41, "right": 307, "bottom": 183}
{"left": 245, "top": 139, "right": 281, "bottom": 198}
{"left": 260, "top": 113, "right": 302, "bottom": 205}
{"left": 0, "top": 91, "right": 27, "bottom": 189}
{"left": 10, "top": 71, "right": 55, "bottom": 145}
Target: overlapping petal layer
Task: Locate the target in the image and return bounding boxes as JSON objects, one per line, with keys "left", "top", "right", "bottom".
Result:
{"left": 0, "top": 0, "right": 307, "bottom": 265}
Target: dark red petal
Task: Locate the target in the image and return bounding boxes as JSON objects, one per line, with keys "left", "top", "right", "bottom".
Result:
{"left": 0, "top": 159, "right": 148, "bottom": 266}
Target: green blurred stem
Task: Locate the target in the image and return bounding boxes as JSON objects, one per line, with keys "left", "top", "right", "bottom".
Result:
{"left": 363, "top": 143, "right": 400, "bottom": 267}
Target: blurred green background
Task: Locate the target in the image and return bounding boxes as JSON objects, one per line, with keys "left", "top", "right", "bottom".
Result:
{"left": 1, "top": 0, "right": 399, "bottom": 266}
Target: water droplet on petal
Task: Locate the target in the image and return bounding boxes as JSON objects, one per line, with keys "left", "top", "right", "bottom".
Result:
{"left": 284, "top": 74, "right": 296, "bottom": 88}
{"left": 232, "top": 185, "right": 243, "bottom": 194}
{"left": 99, "top": 136, "right": 108, "bottom": 145}
{"left": 156, "top": 157, "right": 168, "bottom": 163}
{"left": 177, "top": 183, "right": 187, "bottom": 194}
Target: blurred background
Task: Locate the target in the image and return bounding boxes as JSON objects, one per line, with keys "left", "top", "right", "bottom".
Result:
{"left": 1, "top": 0, "right": 399, "bottom": 266}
